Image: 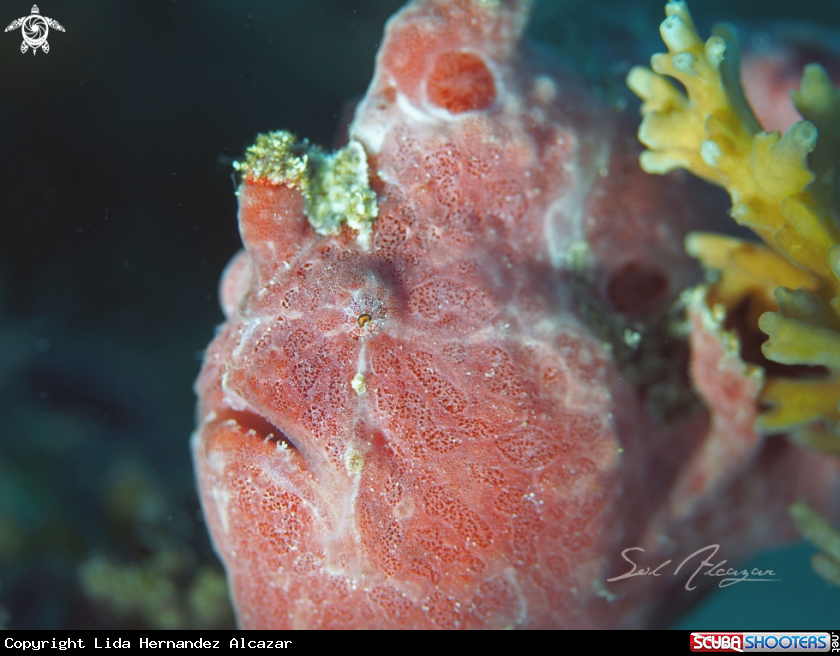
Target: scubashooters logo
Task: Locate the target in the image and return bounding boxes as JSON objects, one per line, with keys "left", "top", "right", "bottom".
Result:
{"left": 4, "top": 5, "right": 65, "bottom": 54}
{"left": 690, "top": 632, "right": 835, "bottom": 652}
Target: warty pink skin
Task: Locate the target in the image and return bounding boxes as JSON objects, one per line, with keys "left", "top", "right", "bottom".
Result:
{"left": 192, "top": 0, "right": 840, "bottom": 628}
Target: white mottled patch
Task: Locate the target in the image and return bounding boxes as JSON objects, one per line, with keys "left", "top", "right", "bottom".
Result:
{"left": 351, "top": 372, "right": 367, "bottom": 395}
{"left": 344, "top": 447, "right": 364, "bottom": 476}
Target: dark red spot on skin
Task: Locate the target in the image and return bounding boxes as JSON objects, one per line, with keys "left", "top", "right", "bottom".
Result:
{"left": 605, "top": 262, "right": 669, "bottom": 317}
{"left": 427, "top": 52, "right": 496, "bottom": 113}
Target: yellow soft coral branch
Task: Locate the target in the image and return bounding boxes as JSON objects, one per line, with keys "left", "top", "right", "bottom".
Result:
{"left": 630, "top": 0, "right": 840, "bottom": 585}
{"left": 626, "top": 2, "right": 840, "bottom": 281}
{"left": 686, "top": 233, "right": 819, "bottom": 314}
{"left": 758, "top": 377, "right": 840, "bottom": 433}
{"left": 627, "top": 5, "right": 759, "bottom": 183}
{"left": 759, "top": 313, "right": 840, "bottom": 370}
{"left": 791, "top": 65, "right": 840, "bottom": 220}
{"left": 628, "top": 0, "right": 840, "bottom": 438}
{"left": 789, "top": 500, "right": 840, "bottom": 586}
{"left": 626, "top": 4, "right": 818, "bottom": 248}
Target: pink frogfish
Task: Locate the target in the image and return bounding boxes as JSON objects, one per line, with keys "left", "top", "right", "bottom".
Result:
{"left": 192, "top": 0, "right": 840, "bottom": 628}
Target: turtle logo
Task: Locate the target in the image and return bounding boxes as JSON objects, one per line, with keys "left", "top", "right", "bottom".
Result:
{"left": 5, "top": 5, "right": 65, "bottom": 55}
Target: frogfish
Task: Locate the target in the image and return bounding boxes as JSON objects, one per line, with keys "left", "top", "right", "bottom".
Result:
{"left": 192, "top": 0, "right": 840, "bottom": 628}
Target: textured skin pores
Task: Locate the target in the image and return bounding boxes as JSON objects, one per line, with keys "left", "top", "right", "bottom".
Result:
{"left": 193, "top": 0, "right": 840, "bottom": 629}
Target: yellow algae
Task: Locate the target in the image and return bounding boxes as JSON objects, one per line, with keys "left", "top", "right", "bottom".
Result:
{"left": 235, "top": 131, "right": 378, "bottom": 249}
